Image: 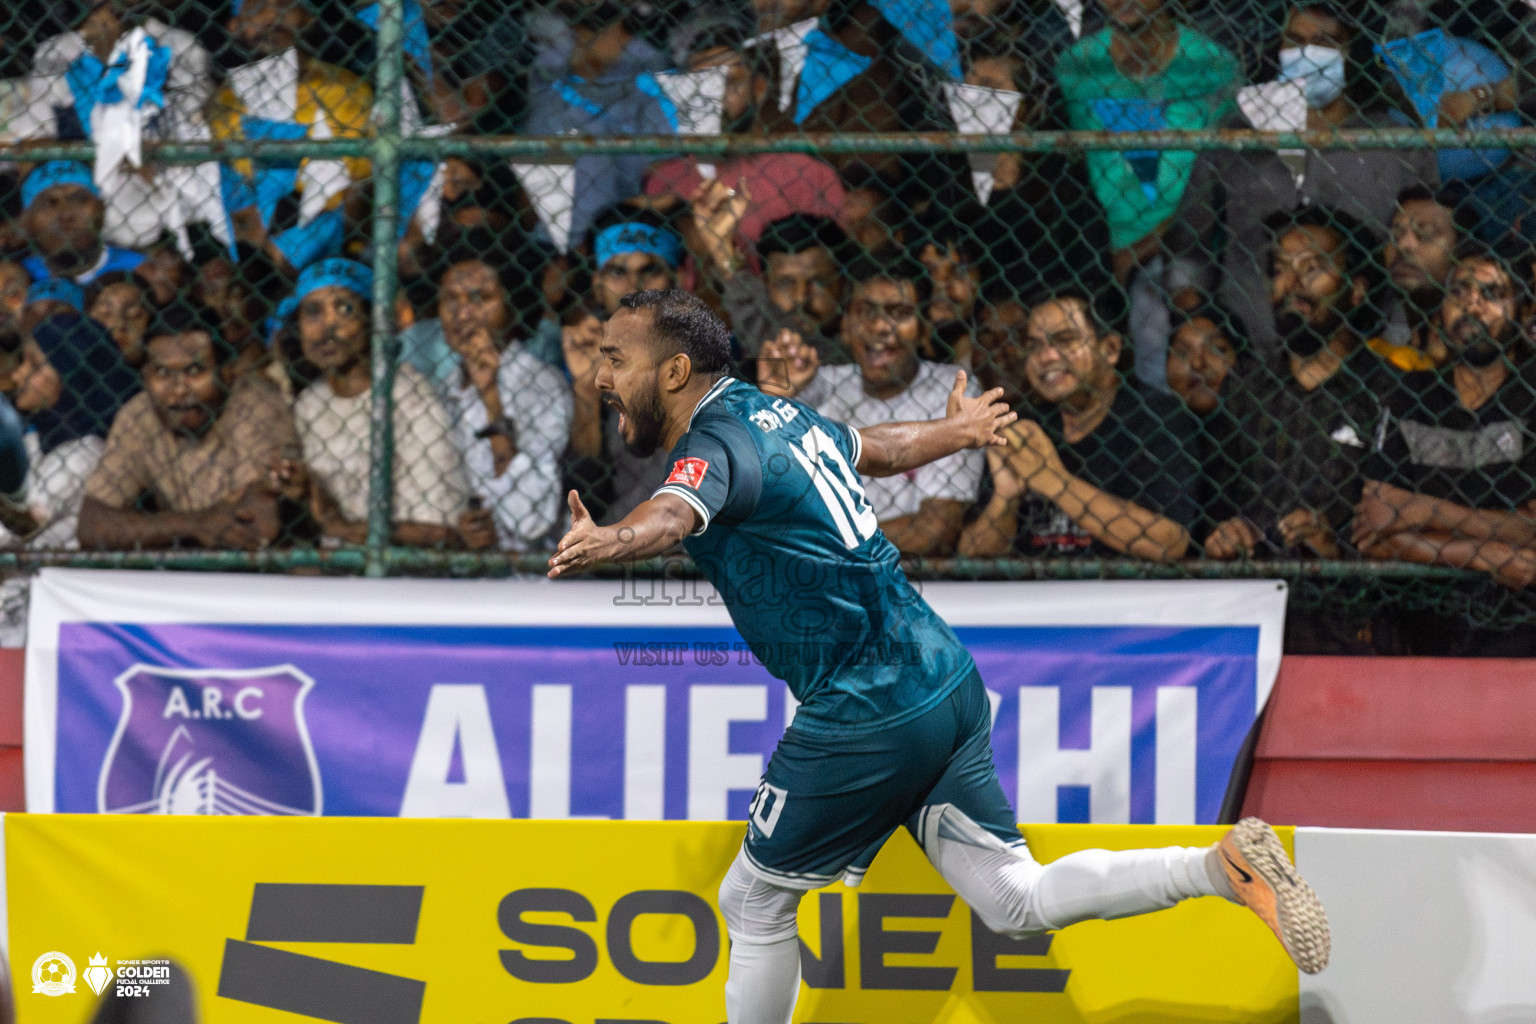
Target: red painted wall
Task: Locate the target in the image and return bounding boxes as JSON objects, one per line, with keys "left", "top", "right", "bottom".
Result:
{"left": 1241, "top": 656, "right": 1536, "bottom": 832}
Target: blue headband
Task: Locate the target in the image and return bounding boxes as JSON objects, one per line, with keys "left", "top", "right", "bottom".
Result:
{"left": 22, "top": 162, "right": 98, "bottom": 209}
{"left": 293, "top": 257, "right": 373, "bottom": 304}
{"left": 595, "top": 223, "right": 684, "bottom": 270}
{"left": 26, "top": 278, "right": 84, "bottom": 311}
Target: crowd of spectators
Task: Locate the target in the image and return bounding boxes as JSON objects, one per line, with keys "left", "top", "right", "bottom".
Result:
{"left": 2, "top": 0, "right": 1536, "bottom": 650}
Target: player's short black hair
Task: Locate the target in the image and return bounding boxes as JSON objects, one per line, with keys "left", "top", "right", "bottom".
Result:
{"left": 144, "top": 300, "right": 238, "bottom": 367}
{"left": 619, "top": 289, "right": 732, "bottom": 376}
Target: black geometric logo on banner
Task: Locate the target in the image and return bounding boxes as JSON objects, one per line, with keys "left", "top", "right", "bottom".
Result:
{"left": 217, "top": 883, "right": 427, "bottom": 1024}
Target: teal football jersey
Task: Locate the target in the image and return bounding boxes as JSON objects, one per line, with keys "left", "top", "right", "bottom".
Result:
{"left": 654, "top": 377, "right": 975, "bottom": 735}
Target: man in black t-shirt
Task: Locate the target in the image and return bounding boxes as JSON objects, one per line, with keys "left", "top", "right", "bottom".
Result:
{"left": 1356, "top": 245, "right": 1536, "bottom": 594}
{"left": 1207, "top": 206, "right": 1384, "bottom": 561}
{"left": 958, "top": 291, "right": 1199, "bottom": 561}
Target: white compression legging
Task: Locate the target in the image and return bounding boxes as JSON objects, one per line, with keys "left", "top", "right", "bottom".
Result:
{"left": 717, "top": 803, "right": 1225, "bottom": 1024}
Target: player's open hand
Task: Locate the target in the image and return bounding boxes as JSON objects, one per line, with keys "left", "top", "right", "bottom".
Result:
{"left": 946, "top": 370, "right": 1017, "bottom": 448}
{"left": 548, "top": 490, "right": 616, "bottom": 578}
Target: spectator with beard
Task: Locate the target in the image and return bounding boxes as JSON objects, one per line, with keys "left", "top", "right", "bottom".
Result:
{"left": 562, "top": 209, "right": 686, "bottom": 523}
{"left": 958, "top": 289, "right": 1198, "bottom": 561}
{"left": 77, "top": 301, "right": 298, "bottom": 550}
{"left": 1356, "top": 245, "right": 1536, "bottom": 618}
{"left": 0, "top": 312, "right": 137, "bottom": 548}
{"left": 757, "top": 248, "right": 982, "bottom": 555}
{"left": 1371, "top": 186, "right": 1475, "bottom": 372}
{"left": 84, "top": 271, "right": 151, "bottom": 368}
{"left": 435, "top": 247, "right": 573, "bottom": 551}
{"left": 287, "top": 258, "right": 477, "bottom": 549}
{"left": 19, "top": 162, "right": 143, "bottom": 285}
{"left": 25, "top": 0, "right": 225, "bottom": 255}
{"left": 1206, "top": 206, "right": 1383, "bottom": 563}
{"left": 695, "top": 208, "right": 850, "bottom": 362}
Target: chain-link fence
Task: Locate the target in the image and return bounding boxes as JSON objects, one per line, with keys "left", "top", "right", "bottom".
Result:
{"left": 0, "top": 0, "right": 1535, "bottom": 647}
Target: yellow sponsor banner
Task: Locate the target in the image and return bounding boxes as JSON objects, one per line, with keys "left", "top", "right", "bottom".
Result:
{"left": 7, "top": 816, "right": 1297, "bottom": 1023}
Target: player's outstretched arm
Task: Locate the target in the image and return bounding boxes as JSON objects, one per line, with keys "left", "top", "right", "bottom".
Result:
{"left": 547, "top": 490, "right": 698, "bottom": 578}
{"left": 856, "top": 370, "right": 1016, "bottom": 478}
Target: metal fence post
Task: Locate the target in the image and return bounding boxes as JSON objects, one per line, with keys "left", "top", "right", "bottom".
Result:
{"left": 366, "top": 0, "right": 405, "bottom": 578}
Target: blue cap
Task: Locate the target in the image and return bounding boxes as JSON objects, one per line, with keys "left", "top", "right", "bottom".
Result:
{"left": 25, "top": 278, "right": 84, "bottom": 312}
{"left": 22, "top": 162, "right": 98, "bottom": 209}
{"left": 293, "top": 257, "right": 373, "bottom": 304}
{"left": 595, "top": 222, "right": 685, "bottom": 270}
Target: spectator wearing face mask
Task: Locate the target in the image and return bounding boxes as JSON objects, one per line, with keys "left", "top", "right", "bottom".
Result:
{"left": 1269, "top": 3, "right": 1439, "bottom": 238}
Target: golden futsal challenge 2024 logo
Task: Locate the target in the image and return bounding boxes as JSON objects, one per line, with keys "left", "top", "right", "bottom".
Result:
{"left": 31, "top": 951, "right": 172, "bottom": 999}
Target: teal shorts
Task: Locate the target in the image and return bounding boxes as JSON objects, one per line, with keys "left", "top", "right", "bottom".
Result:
{"left": 742, "top": 668, "right": 1020, "bottom": 888}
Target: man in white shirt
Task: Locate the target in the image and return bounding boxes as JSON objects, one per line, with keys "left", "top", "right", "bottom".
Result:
{"left": 287, "top": 258, "right": 480, "bottom": 549}
{"left": 758, "top": 247, "right": 982, "bottom": 555}
{"left": 435, "top": 248, "right": 573, "bottom": 551}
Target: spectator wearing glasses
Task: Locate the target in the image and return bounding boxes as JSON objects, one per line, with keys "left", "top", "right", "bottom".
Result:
{"left": 758, "top": 248, "right": 983, "bottom": 556}
{"left": 959, "top": 289, "right": 1199, "bottom": 562}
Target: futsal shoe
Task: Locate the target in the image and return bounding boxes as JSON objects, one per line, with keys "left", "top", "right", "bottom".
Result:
{"left": 1215, "top": 817, "right": 1331, "bottom": 973}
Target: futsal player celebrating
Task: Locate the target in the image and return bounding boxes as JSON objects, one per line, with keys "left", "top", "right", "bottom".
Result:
{"left": 549, "top": 290, "right": 1328, "bottom": 1024}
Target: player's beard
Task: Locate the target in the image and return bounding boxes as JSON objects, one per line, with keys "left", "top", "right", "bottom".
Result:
{"left": 609, "top": 371, "right": 668, "bottom": 457}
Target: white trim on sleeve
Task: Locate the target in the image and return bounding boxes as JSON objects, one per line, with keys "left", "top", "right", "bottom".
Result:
{"left": 653, "top": 484, "right": 712, "bottom": 535}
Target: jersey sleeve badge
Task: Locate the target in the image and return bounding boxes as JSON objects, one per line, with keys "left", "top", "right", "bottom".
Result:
{"left": 665, "top": 457, "right": 710, "bottom": 490}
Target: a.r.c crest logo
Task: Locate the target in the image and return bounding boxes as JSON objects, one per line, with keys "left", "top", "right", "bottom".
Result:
{"left": 31, "top": 951, "right": 75, "bottom": 996}
{"left": 97, "top": 665, "right": 322, "bottom": 816}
